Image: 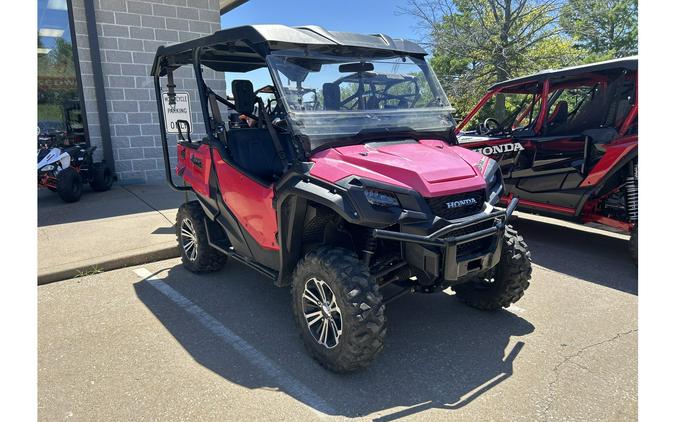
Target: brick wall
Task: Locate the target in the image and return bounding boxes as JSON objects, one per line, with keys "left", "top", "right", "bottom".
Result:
{"left": 71, "top": 0, "right": 224, "bottom": 183}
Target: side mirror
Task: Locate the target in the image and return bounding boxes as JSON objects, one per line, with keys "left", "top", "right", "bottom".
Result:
{"left": 231, "top": 80, "right": 255, "bottom": 115}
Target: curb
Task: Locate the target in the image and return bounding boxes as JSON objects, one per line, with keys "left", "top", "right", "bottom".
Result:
{"left": 37, "top": 245, "right": 180, "bottom": 285}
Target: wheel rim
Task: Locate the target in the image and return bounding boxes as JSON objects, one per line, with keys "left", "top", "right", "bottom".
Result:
{"left": 302, "top": 277, "right": 342, "bottom": 349}
{"left": 180, "top": 218, "right": 198, "bottom": 261}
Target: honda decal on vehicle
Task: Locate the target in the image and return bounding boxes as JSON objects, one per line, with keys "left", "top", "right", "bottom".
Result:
{"left": 473, "top": 142, "right": 524, "bottom": 156}
{"left": 446, "top": 198, "right": 478, "bottom": 209}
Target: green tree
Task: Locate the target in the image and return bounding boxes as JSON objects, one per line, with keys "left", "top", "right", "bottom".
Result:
{"left": 401, "top": 0, "right": 584, "bottom": 116}
{"left": 560, "top": 0, "right": 637, "bottom": 58}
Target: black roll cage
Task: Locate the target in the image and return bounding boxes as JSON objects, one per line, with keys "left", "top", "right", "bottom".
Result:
{"left": 154, "top": 46, "right": 280, "bottom": 191}
{"left": 152, "top": 25, "right": 430, "bottom": 191}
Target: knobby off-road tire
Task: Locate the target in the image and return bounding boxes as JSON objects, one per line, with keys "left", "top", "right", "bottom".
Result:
{"left": 90, "top": 163, "right": 113, "bottom": 192}
{"left": 453, "top": 225, "right": 532, "bottom": 310}
{"left": 56, "top": 167, "right": 82, "bottom": 203}
{"left": 176, "top": 202, "right": 227, "bottom": 273}
{"left": 630, "top": 224, "right": 638, "bottom": 266}
{"left": 291, "top": 247, "right": 386, "bottom": 373}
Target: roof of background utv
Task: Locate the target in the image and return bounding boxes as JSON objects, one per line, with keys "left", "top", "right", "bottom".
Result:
{"left": 488, "top": 56, "right": 638, "bottom": 91}
{"left": 151, "top": 24, "right": 427, "bottom": 76}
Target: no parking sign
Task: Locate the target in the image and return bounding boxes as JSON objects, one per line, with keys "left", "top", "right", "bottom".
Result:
{"left": 162, "top": 92, "right": 192, "bottom": 134}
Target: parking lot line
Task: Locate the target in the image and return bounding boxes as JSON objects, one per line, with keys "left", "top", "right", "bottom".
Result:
{"left": 133, "top": 267, "right": 335, "bottom": 418}
{"left": 507, "top": 305, "right": 526, "bottom": 313}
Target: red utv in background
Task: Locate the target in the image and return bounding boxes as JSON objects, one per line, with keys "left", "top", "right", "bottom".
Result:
{"left": 455, "top": 57, "right": 638, "bottom": 263}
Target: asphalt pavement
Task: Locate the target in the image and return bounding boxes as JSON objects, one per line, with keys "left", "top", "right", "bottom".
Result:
{"left": 38, "top": 217, "right": 637, "bottom": 421}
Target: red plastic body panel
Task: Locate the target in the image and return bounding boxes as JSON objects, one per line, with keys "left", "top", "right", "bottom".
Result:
{"left": 580, "top": 135, "right": 638, "bottom": 187}
{"left": 176, "top": 143, "right": 211, "bottom": 197}
{"left": 309, "top": 140, "right": 488, "bottom": 197}
{"left": 176, "top": 143, "right": 279, "bottom": 251}
{"left": 212, "top": 150, "right": 279, "bottom": 251}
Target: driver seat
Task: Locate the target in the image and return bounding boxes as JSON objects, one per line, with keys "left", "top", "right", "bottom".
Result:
{"left": 226, "top": 80, "right": 293, "bottom": 182}
{"left": 366, "top": 95, "right": 379, "bottom": 109}
{"left": 323, "top": 83, "right": 340, "bottom": 110}
{"left": 548, "top": 101, "right": 568, "bottom": 127}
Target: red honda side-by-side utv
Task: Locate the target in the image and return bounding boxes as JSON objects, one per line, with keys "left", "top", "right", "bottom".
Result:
{"left": 455, "top": 57, "right": 638, "bottom": 263}
{"left": 152, "top": 25, "right": 532, "bottom": 372}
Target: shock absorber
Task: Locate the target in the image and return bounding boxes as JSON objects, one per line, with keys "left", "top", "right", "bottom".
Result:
{"left": 624, "top": 162, "right": 638, "bottom": 223}
{"left": 362, "top": 230, "right": 377, "bottom": 267}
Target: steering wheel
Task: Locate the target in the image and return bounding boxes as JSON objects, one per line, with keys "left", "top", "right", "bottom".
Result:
{"left": 482, "top": 117, "right": 501, "bottom": 134}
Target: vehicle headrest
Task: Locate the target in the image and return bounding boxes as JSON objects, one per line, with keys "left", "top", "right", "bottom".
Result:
{"left": 231, "top": 80, "right": 255, "bottom": 115}
{"left": 550, "top": 100, "right": 568, "bottom": 124}
{"left": 323, "top": 83, "right": 340, "bottom": 110}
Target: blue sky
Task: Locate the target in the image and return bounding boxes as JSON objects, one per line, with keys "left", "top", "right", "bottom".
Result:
{"left": 220, "top": 0, "right": 425, "bottom": 43}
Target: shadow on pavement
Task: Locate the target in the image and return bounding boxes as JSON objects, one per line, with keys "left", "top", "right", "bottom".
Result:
{"left": 38, "top": 184, "right": 186, "bottom": 227}
{"left": 135, "top": 262, "right": 534, "bottom": 419}
{"left": 510, "top": 217, "right": 637, "bottom": 295}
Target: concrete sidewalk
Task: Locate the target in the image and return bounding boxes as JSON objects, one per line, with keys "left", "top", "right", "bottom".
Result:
{"left": 38, "top": 183, "right": 188, "bottom": 284}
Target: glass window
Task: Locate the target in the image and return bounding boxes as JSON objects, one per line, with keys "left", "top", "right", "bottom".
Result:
{"left": 38, "top": 0, "right": 85, "bottom": 148}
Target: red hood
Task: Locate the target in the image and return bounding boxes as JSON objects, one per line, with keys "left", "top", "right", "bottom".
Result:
{"left": 309, "top": 140, "right": 488, "bottom": 197}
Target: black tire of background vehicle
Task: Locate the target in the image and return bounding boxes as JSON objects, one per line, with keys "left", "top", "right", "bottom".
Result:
{"left": 630, "top": 224, "right": 638, "bottom": 266}
{"left": 56, "top": 167, "right": 82, "bottom": 203}
{"left": 90, "top": 163, "right": 114, "bottom": 192}
{"left": 175, "top": 201, "right": 227, "bottom": 273}
{"left": 291, "top": 247, "right": 386, "bottom": 373}
{"left": 452, "top": 225, "right": 532, "bottom": 310}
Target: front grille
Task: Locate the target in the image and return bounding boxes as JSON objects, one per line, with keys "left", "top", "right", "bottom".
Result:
{"left": 426, "top": 190, "right": 486, "bottom": 220}
{"left": 453, "top": 220, "right": 496, "bottom": 257}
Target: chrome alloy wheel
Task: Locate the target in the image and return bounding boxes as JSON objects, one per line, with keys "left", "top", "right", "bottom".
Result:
{"left": 180, "top": 218, "right": 198, "bottom": 261}
{"left": 302, "top": 277, "right": 343, "bottom": 349}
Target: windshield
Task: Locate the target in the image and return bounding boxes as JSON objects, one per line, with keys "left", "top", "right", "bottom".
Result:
{"left": 267, "top": 51, "right": 455, "bottom": 151}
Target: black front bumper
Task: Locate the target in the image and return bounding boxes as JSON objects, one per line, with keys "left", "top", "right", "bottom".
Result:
{"left": 373, "top": 198, "right": 519, "bottom": 283}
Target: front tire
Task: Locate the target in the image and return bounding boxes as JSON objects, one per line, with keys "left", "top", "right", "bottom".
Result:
{"left": 291, "top": 247, "right": 386, "bottom": 373}
{"left": 56, "top": 167, "right": 82, "bottom": 203}
{"left": 453, "top": 225, "right": 532, "bottom": 310}
{"left": 176, "top": 202, "right": 227, "bottom": 273}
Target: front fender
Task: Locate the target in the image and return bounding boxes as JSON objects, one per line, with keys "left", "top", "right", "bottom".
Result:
{"left": 274, "top": 172, "right": 360, "bottom": 287}
{"left": 274, "top": 171, "right": 422, "bottom": 286}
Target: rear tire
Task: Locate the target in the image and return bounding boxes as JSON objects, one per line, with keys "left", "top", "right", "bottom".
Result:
{"left": 56, "top": 167, "right": 82, "bottom": 203}
{"left": 291, "top": 247, "right": 386, "bottom": 373}
{"left": 176, "top": 202, "right": 227, "bottom": 273}
{"left": 630, "top": 224, "right": 638, "bottom": 266}
{"left": 90, "top": 163, "right": 113, "bottom": 192}
{"left": 453, "top": 225, "right": 532, "bottom": 310}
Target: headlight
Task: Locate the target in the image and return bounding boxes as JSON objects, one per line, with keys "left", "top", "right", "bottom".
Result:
{"left": 40, "top": 165, "right": 55, "bottom": 172}
{"left": 484, "top": 159, "right": 504, "bottom": 205}
{"left": 364, "top": 189, "right": 400, "bottom": 208}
